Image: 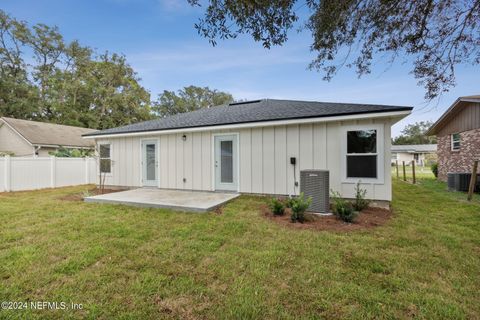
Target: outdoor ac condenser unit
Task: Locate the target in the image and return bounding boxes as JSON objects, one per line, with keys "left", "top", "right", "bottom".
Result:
{"left": 447, "top": 173, "right": 480, "bottom": 192}
{"left": 300, "top": 170, "right": 329, "bottom": 213}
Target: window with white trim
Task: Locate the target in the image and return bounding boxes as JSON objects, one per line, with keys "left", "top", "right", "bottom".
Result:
{"left": 99, "top": 144, "right": 111, "bottom": 173}
{"left": 451, "top": 133, "right": 460, "bottom": 151}
{"left": 346, "top": 129, "right": 378, "bottom": 179}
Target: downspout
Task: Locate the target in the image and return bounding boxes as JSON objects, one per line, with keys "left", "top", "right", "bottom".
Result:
{"left": 34, "top": 146, "right": 41, "bottom": 158}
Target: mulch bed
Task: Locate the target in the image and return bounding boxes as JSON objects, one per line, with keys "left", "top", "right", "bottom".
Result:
{"left": 261, "top": 205, "right": 392, "bottom": 232}
{"left": 59, "top": 188, "right": 126, "bottom": 202}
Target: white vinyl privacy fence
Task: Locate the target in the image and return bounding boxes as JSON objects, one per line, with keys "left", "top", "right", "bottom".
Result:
{"left": 0, "top": 156, "right": 97, "bottom": 192}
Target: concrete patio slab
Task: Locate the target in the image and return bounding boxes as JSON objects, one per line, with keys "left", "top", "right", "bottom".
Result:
{"left": 84, "top": 188, "right": 240, "bottom": 212}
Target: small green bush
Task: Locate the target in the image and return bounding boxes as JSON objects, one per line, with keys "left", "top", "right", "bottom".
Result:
{"left": 431, "top": 162, "right": 438, "bottom": 178}
{"left": 331, "top": 190, "right": 358, "bottom": 223}
{"left": 289, "top": 193, "right": 312, "bottom": 223}
{"left": 82, "top": 190, "right": 93, "bottom": 198}
{"left": 49, "top": 146, "right": 94, "bottom": 158}
{"left": 0, "top": 151, "right": 14, "bottom": 157}
{"left": 284, "top": 197, "right": 293, "bottom": 209}
{"left": 353, "top": 181, "right": 370, "bottom": 211}
{"left": 269, "top": 198, "right": 285, "bottom": 216}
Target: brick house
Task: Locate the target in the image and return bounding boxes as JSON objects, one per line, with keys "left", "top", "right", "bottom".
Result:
{"left": 427, "top": 95, "right": 480, "bottom": 181}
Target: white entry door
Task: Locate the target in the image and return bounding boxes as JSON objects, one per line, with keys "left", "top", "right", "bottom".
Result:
{"left": 214, "top": 134, "right": 238, "bottom": 191}
{"left": 142, "top": 140, "right": 158, "bottom": 187}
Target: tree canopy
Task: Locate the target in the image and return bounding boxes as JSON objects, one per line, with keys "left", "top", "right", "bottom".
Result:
{"left": 153, "top": 86, "right": 234, "bottom": 117}
{"left": 188, "top": 0, "right": 480, "bottom": 100}
{"left": 393, "top": 121, "right": 437, "bottom": 145}
{"left": 0, "top": 10, "right": 152, "bottom": 129}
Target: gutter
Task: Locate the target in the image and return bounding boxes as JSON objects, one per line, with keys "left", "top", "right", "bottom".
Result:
{"left": 31, "top": 143, "right": 94, "bottom": 149}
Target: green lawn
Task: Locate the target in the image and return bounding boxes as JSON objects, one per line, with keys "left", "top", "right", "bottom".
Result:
{"left": 0, "top": 178, "right": 479, "bottom": 319}
{"left": 391, "top": 165, "right": 435, "bottom": 180}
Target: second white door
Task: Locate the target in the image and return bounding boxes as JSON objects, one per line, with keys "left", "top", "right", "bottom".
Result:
{"left": 142, "top": 140, "right": 158, "bottom": 187}
{"left": 214, "top": 135, "right": 238, "bottom": 191}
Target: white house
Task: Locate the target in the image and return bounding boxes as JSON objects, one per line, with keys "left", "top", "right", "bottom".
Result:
{"left": 83, "top": 99, "right": 412, "bottom": 201}
{"left": 0, "top": 117, "right": 96, "bottom": 157}
{"left": 391, "top": 144, "right": 437, "bottom": 166}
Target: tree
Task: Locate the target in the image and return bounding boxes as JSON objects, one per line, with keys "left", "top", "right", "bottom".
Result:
{"left": 49, "top": 52, "right": 152, "bottom": 130}
{"left": 393, "top": 121, "right": 436, "bottom": 145}
{"left": 188, "top": 0, "right": 480, "bottom": 100}
{"left": 153, "top": 85, "right": 234, "bottom": 117}
{"left": 0, "top": 11, "right": 39, "bottom": 119}
{"left": 0, "top": 10, "right": 153, "bottom": 129}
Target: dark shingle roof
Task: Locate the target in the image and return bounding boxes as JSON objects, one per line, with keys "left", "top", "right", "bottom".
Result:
{"left": 84, "top": 99, "right": 412, "bottom": 137}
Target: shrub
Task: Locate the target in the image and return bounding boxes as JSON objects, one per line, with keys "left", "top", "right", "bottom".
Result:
{"left": 331, "top": 190, "right": 358, "bottom": 223}
{"left": 0, "top": 151, "right": 14, "bottom": 157}
{"left": 289, "top": 193, "right": 312, "bottom": 223}
{"left": 49, "top": 147, "right": 94, "bottom": 158}
{"left": 82, "top": 190, "right": 93, "bottom": 198}
{"left": 431, "top": 162, "right": 438, "bottom": 178}
{"left": 353, "top": 181, "right": 370, "bottom": 211}
{"left": 284, "top": 197, "right": 294, "bottom": 209}
{"left": 269, "top": 198, "right": 285, "bottom": 216}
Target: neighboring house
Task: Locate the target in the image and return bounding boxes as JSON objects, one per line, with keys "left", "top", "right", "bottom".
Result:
{"left": 83, "top": 99, "right": 412, "bottom": 202}
{"left": 391, "top": 144, "right": 437, "bottom": 167}
{"left": 426, "top": 95, "right": 480, "bottom": 181}
{"left": 0, "top": 117, "right": 96, "bottom": 157}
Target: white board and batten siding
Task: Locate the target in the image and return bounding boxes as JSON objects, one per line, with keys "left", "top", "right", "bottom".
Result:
{"left": 0, "top": 157, "right": 96, "bottom": 192}
{"left": 96, "top": 117, "right": 394, "bottom": 201}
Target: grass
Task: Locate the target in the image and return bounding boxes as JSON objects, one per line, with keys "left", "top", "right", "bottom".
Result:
{"left": 0, "top": 177, "right": 479, "bottom": 319}
{"left": 391, "top": 165, "right": 435, "bottom": 180}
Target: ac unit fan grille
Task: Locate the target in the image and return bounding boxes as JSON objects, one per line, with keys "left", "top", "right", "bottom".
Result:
{"left": 300, "top": 170, "right": 329, "bottom": 213}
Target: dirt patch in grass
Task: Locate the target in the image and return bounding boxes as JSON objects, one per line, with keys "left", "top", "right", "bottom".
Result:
{"left": 59, "top": 188, "right": 127, "bottom": 201}
{"left": 261, "top": 205, "right": 392, "bottom": 232}
{"left": 154, "top": 295, "right": 210, "bottom": 320}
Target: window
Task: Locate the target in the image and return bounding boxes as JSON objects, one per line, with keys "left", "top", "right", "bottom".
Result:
{"left": 346, "top": 129, "right": 378, "bottom": 179}
{"left": 99, "top": 144, "right": 111, "bottom": 174}
{"left": 451, "top": 133, "right": 460, "bottom": 151}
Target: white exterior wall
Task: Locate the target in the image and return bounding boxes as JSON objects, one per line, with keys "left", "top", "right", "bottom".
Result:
{"left": 392, "top": 152, "right": 429, "bottom": 166}
{"left": 0, "top": 122, "right": 35, "bottom": 157}
{"left": 96, "top": 118, "right": 394, "bottom": 201}
{"left": 395, "top": 152, "right": 413, "bottom": 163}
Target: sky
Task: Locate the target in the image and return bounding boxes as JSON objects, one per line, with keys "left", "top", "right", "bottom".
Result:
{"left": 1, "top": 0, "right": 479, "bottom": 136}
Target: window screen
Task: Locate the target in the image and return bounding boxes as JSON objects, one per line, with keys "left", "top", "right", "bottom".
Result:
{"left": 347, "top": 155, "right": 377, "bottom": 178}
